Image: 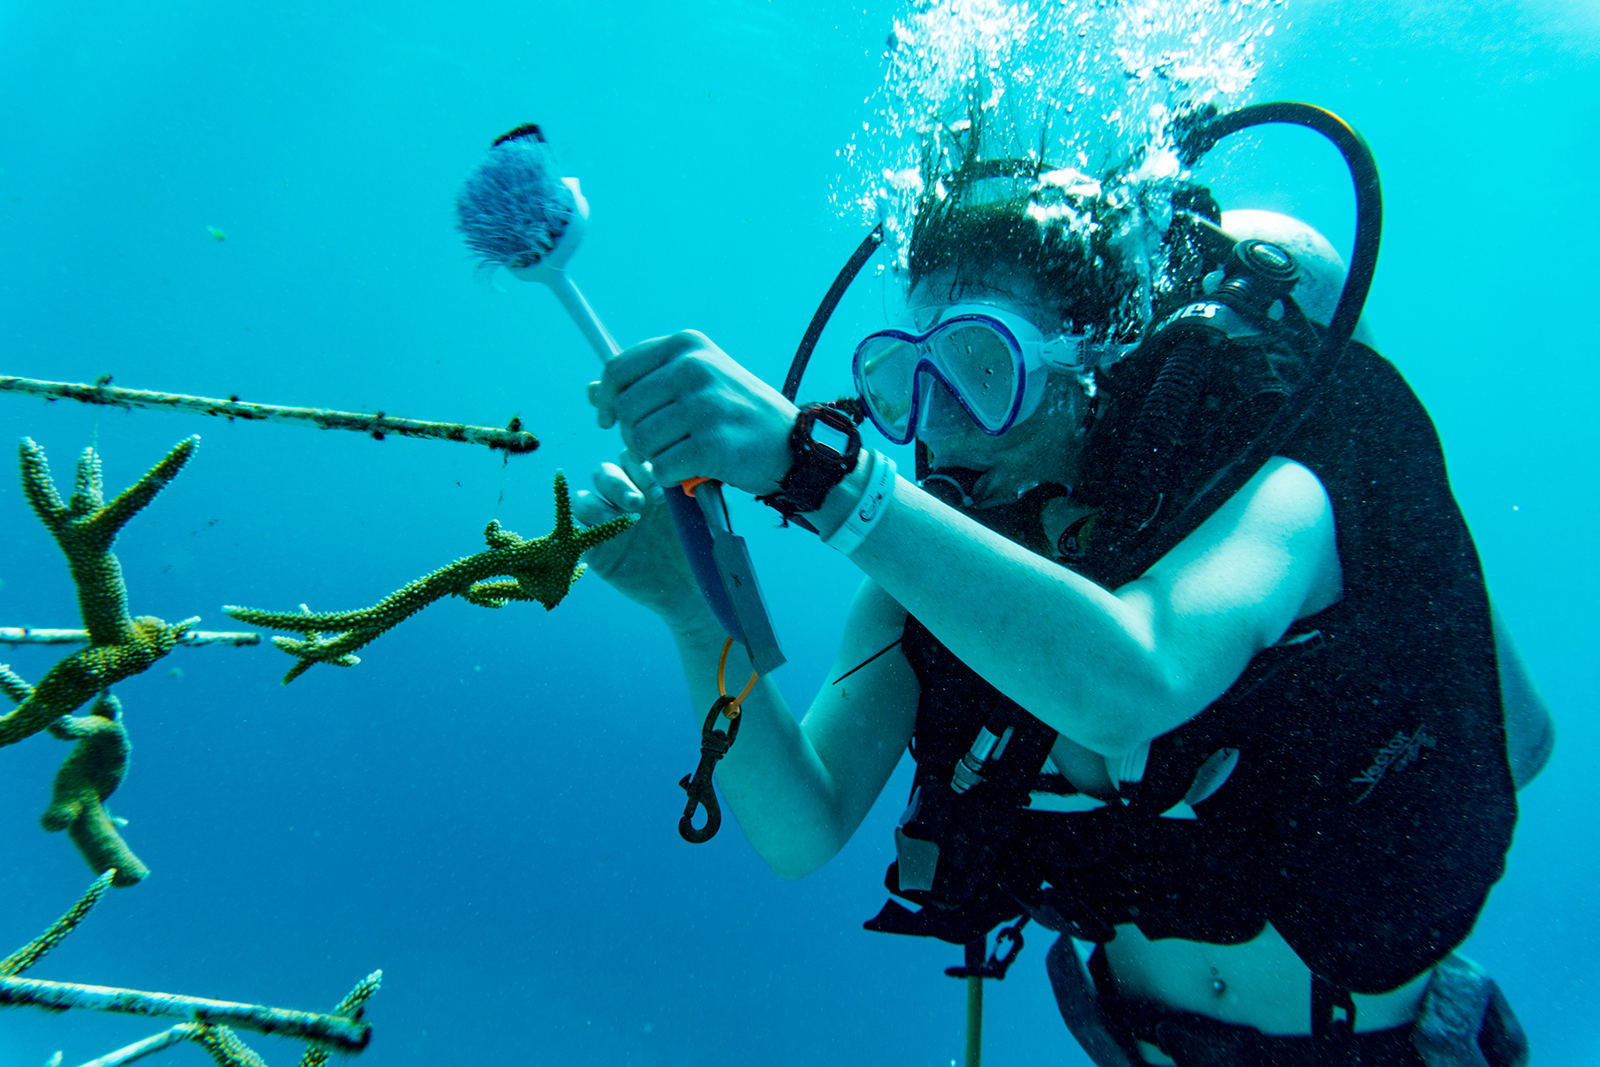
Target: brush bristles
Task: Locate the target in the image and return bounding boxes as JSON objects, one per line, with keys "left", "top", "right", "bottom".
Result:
{"left": 455, "top": 134, "right": 574, "bottom": 272}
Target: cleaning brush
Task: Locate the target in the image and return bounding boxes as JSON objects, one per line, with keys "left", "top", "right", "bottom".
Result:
{"left": 453, "top": 124, "right": 785, "bottom": 675}
{"left": 455, "top": 124, "right": 619, "bottom": 361}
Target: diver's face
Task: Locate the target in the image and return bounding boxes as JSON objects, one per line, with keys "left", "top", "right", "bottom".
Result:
{"left": 906, "top": 272, "right": 1090, "bottom": 508}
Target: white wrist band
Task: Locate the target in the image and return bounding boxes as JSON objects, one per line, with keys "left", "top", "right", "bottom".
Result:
{"left": 822, "top": 451, "right": 896, "bottom": 556}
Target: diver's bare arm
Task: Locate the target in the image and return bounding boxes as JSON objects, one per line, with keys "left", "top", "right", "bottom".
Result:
{"left": 816, "top": 456, "right": 1340, "bottom": 755}
{"left": 665, "top": 578, "right": 918, "bottom": 879}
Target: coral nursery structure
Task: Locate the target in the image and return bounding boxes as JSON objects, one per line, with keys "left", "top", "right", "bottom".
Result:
{"left": 0, "top": 872, "right": 379, "bottom": 1067}
{"left": 2, "top": 437, "right": 621, "bottom": 1065}
{"left": 0, "top": 437, "right": 382, "bottom": 1067}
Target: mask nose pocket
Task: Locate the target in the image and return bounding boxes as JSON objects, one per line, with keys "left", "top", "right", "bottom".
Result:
{"left": 915, "top": 375, "right": 977, "bottom": 439}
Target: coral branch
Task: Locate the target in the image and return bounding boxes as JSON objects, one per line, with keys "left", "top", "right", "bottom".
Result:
{"left": 42, "top": 694, "right": 147, "bottom": 886}
{"left": 21, "top": 437, "right": 196, "bottom": 644}
{"left": 226, "top": 472, "right": 632, "bottom": 684}
{"left": 1, "top": 871, "right": 114, "bottom": 977}
{"left": 299, "top": 972, "right": 382, "bottom": 1067}
{"left": 189, "top": 1024, "right": 269, "bottom": 1067}
{"left": 2, "top": 437, "right": 198, "bottom": 745}
{"left": 0, "top": 976, "right": 371, "bottom": 1051}
{"left": 0, "top": 625, "right": 189, "bottom": 749}
{"left": 0, "top": 663, "right": 33, "bottom": 705}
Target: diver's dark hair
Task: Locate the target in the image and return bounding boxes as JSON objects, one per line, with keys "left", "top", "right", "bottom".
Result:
{"left": 906, "top": 160, "right": 1133, "bottom": 341}
{"left": 906, "top": 162, "right": 1223, "bottom": 345}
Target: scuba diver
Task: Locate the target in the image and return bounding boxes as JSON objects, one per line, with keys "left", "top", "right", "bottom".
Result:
{"left": 571, "top": 102, "right": 1548, "bottom": 1066}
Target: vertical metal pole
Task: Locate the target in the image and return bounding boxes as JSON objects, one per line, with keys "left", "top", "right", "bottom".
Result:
{"left": 966, "top": 976, "right": 983, "bottom": 1067}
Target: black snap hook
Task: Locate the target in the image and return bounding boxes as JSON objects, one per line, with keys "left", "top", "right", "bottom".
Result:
{"left": 991, "top": 920, "right": 1026, "bottom": 974}
{"left": 678, "top": 775, "right": 721, "bottom": 843}
{"left": 677, "top": 696, "right": 741, "bottom": 844}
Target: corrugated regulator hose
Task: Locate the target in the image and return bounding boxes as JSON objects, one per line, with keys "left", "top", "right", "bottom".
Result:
{"left": 1097, "top": 328, "right": 1218, "bottom": 549}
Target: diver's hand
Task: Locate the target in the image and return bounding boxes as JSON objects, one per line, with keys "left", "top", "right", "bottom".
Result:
{"left": 572, "top": 449, "right": 716, "bottom": 633}
{"left": 590, "top": 330, "right": 797, "bottom": 496}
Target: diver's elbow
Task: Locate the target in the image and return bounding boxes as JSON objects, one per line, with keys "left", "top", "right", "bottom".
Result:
{"left": 765, "top": 848, "right": 832, "bottom": 881}
{"left": 1056, "top": 669, "right": 1187, "bottom": 756}
{"left": 1073, "top": 711, "right": 1149, "bottom": 759}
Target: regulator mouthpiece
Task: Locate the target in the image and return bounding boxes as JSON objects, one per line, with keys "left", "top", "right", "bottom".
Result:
{"left": 455, "top": 124, "right": 590, "bottom": 276}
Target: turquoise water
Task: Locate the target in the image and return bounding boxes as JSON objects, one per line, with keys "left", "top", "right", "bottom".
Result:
{"left": 1, "top": 1, "right": 1596, "bottom": 1064}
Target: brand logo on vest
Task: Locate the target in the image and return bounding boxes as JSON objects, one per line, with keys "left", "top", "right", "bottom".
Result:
{"left": 1352, "top": 723, "right": 1437, "bottom": 803}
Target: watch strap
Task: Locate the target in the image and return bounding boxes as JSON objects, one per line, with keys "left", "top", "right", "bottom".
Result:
{"left": 760, "top": 404, "right": 861, "bottom": 519}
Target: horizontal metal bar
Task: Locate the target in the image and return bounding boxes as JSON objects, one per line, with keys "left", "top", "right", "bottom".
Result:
{"left": 73, "top": 1023, "right": 195, "bottom": 1067}
{"left": 0, "top": 976, "right": 369, "bottom": 1051}
{"left": 0, "top": 375, "right": 537, "bottom": 454}
{"left": 0, "top": 628, "right": 260, "bottom": 647}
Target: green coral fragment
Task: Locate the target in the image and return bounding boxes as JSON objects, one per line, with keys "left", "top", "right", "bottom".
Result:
{"left": 42, "top": 692, "right": 148, "bottom": 886}
{"left": 300, "top": 970, "right": 383, "bottom": 1067}
{"left": 20, "top": 435, "right": 197, "bottom": 647}
{"left": 0, "top": 664, "right": 31, "bottom": 705}
{"left": 189, "top": 1023, "right": 270, "bottom": 1067}
{"left": 226, "top": 472, "right": 632, "bottom": 684}
{"left": 0, "top": 437, "right": 201, "bottom": 884}
{"left": 0, "top": 870, "right": 114, "bottom": 977}
{"left": 1, "top": 438, "right": 199, "bottom": 748}
{"left": 2, "top": 669, "right": 147, "bottom": 886}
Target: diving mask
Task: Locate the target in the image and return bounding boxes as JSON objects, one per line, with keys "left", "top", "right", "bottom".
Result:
{"left": 853, "top": 304, "right": 1127, "bottom": 445}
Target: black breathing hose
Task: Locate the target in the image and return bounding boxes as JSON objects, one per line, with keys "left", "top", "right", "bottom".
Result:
{"left": 1096, "top": 330, "right": 1219, "bottom": 542}
{"left": 1175, "top": 101, "right": 1383, "bottom": 363}
{"left": 783, "top": 223, "right": 885, "bottom": 402}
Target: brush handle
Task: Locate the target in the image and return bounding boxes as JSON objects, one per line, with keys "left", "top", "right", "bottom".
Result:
{"left": 533, "top": 264, "right": 777, "bottom": 668}
{"left": 538, "top": 268, "right": 621, "bottom": 362}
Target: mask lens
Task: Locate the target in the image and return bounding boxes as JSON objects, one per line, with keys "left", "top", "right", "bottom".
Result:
{"left": 855, "top": 334, "right": 921, "bottom": 439}
{"left": 929, "top": 321, "right": 1021, "bottom": 429}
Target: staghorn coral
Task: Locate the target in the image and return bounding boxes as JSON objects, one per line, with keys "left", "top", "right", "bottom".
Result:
{"left": 299, "top": 972, "right": 383, "bottom": 1067}
{"left": 3, "top": 437, "right": 388, "bottom": 1067}
{"left": 0, "top": 663, "right": 30, "bottom": 704}
{"left": 226, "top": 471, "right": 632, "bottom": 683}
{"left": 43, "top": 692, "right": 149, "bottom": 885}
{"left": 1, "top": 438, "right": 199, "bottom": 748}
{"left": 0, "top": 869, "right": 113, "bottom": 977}
{"left": 189, "top": 1023, "right": 270, "bottom": 1067}
{"left": 1, "top": 437, "right": 201, "bottom": 884}
{"left": 20, "top": 436, "right": 196, "bottom": 645}
{"left": 1, "top": 671, "right": 147, "bottom": 886}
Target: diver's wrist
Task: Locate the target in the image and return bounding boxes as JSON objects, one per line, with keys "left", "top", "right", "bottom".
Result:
{"left": 660, "top": 599, "right": 727, "bottom": 647}
{"left": 802, "top": 454, "right": 869, "bottom": 534}
{"left": 806, "top": 450, "right": 896, "bottom": 555}
{"left": 759, "top": 404, "right": 861, "bottom": 517}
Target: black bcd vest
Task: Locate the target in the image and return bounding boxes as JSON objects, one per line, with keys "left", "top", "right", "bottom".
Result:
{"left": 864, "top": 333, "right": 1518, "bottom": 996}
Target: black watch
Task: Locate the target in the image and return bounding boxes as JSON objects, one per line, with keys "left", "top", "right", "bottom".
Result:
{"left": 761, "top": 404, "right": 861, "bottom": 518}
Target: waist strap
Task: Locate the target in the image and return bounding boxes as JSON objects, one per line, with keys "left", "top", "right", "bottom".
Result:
{"left": 1046, "top": 942, "right": 1528, "bottom": 1067}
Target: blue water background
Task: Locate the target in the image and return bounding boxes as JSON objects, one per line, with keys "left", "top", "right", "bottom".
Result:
{"left": 1, "top": 1, "right": 1595, "bottom": 1063}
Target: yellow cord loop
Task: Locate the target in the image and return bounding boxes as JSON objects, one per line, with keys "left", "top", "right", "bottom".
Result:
{"left": 715, "top": 638, "right": 760, "bottom": 719}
